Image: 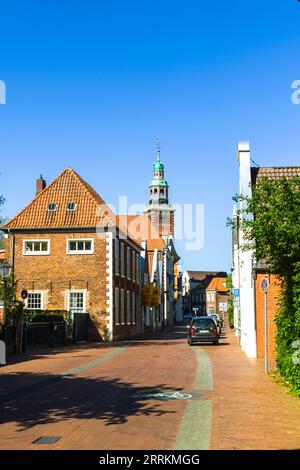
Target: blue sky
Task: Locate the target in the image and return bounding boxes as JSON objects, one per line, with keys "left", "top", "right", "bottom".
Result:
{"left": 1, "top": 0, "right": 300, "bottom": 271}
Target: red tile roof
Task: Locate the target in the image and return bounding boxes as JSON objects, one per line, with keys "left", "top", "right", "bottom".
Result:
{"left": 117, "top": 215, "right": 166, "bottom": 251}
{"left": 2, "top": 168, "right": 117, "bottom": 230}
{"left": 251, "top": 166, "right": 300, "bottom": 185}
{"left": 206, "top": 277, "right": 229, "bottom": 292}
{"left": 187, "top": 271, "right": 227, "bottom": 281}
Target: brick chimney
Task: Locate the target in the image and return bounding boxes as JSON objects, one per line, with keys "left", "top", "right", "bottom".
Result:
{"left": 36, "top": 175, "right": 46, "bottom": 196}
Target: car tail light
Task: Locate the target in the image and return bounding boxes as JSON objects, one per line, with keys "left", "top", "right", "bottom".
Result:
{"left": 190, "top": 328, "right": 196, "bottom": 335}
{"left": 213, "top": 328, "right": 218, "bottom": 334}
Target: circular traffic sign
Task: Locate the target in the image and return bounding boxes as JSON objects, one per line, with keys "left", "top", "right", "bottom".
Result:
{"left": 21, "top": 289, "right": 28, "bottom": 300}
{"left": 260, "top": 277, "right": 269, "bottom": 293}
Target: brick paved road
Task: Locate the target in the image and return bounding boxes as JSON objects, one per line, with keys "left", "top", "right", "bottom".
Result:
{"left": 0, "top": 324, "right": 299, "bottom": 450}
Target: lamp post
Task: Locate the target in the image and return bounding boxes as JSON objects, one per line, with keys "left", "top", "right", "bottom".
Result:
{"left": 0, "top": 260, "right": 12, "bottom": 326}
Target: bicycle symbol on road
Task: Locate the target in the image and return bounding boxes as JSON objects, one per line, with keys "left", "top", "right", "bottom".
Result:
{"left": 135, "top": 390, "right": 201, "bottom": 401}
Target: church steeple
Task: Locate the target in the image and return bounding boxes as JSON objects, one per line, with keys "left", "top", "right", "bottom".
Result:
{"left": 145, "top": 138, "right": 174, "bottom": 239}
{"left": 149, "top": 138, "right": 169, "bottom": 206}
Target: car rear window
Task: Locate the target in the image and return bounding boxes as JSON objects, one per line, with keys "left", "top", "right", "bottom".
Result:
{"left": 191, "top": 319, "right": 215, "bottom": 328}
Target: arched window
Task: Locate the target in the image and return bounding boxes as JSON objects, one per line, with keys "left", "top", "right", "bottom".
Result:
{"left": 160, "top": 189, "right": 164, "bottom": 196}
{"left": 154, "top": 188, "right": 158, "bottom": 194}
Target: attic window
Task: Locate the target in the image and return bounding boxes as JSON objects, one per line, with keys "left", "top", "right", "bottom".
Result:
{"left": 48, "top": 203, "right": 57, "bottom": 212}
{"left": 67, "top": 202, "right": 76, "bottom": 212}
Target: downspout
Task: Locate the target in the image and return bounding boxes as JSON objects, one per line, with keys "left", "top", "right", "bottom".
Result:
{"left": 7, "top": 229, "right": 15, "bottom": 300}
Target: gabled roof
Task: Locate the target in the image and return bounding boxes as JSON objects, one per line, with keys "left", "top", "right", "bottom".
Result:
{"left": 187, "top": 271, "right": 227, "bottom": 281}
{"left": 251, "top": 166, "right": 300, "bottom": 185}
{"left": 2, "top": 168, "right": 116, "bottom": 230}
{"left": 116, "top": 215, "right": 166, "bottom": 251}
{"left": 206, "top": 277, "right": 229, "bottom": 292}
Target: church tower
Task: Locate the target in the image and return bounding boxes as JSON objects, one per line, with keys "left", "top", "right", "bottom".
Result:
{"left": 144, "top": 139, "right": 175, "bottom": 239}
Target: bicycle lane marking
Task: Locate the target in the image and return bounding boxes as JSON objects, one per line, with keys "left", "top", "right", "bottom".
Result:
{"left": 173, "top": 347, "right": 213, "bottom": 450}
{"left": 0, "top": 346, "right": 128, "bottom": 406}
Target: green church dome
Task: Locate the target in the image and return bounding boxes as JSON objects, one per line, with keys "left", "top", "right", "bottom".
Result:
{"left": 153, "top": 160, "right": 164, "bottom": 171}
{"left": 150, "top": 179, "right": 168, "bottom": 187}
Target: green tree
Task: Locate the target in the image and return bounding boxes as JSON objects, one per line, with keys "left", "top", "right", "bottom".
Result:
{"left": 229, "top": 176, "right": 300, "bottom": 395}
{"left": 0, "top": 194, "right": 5, "bottom": 249}
{"left": 225, "top": 274, "right": 234, "bottom": 328}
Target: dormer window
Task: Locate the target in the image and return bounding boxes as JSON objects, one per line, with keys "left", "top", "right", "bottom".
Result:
{"left": 48, "top": 203, "right": 57, "bottom": 212}
{"left": 67, "top": 202, "right": 76, "bottom": 212}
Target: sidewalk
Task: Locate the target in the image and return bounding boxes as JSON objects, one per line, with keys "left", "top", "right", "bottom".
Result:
{"left": 208, "top": 324, "right": 300, "bottom": 450}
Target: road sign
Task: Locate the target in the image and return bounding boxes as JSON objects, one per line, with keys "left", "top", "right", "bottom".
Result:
{"left": 234, "top": 289, "right": 240, "bottom": 298}
{"left": 260, "top": 277, "right": 269, "bottom": 293}
{"left": 21, "top": 289, "right": 28, "bottom": 300}
{"left": 219, "top": 302, "right": 228, "bottom": 312}
{"left": 141, "top": 285, "right": 153, "bottom": 306}
{"left": 260, "top": 277, "right": 269, "bottom": 374}
{"left": 151, "top": 286, "right": 161, "bottom": 307}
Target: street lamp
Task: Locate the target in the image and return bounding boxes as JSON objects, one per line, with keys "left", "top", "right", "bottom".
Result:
{"left": 0, "top": 260, "right": 12, "bottom": 326}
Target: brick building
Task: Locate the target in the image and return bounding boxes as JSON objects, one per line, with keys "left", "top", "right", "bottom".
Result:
{"left": 118, "top": 214, "right": 179, "bottom": 332}
{"left": 254, "top": 271, "right": 280, "bottom": 360}
{"left": 232, "top": 141, "right": 300, "bottom": 359}
{"left": 1, "top": 168, "right": 142, "bottom": 341}
{"left": 182, "top": 270, "right": 229, "bottom": 315}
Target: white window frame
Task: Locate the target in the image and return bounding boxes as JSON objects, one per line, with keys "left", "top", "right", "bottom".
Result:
{"left": 67, "top": 202, "right": 77, "bottom": 212}
{"left": 67, "top": 239, "right": 94, "bottom": 255}
{"left": 48, "top": 203, "right": 57, "bottom": 212}
{"left": 23, "top": 239, "right": 50, "bottom": 256}
{"left": 68, "top": 290, "right": 87, "bottom": 314}
{"left": 26, "top": 291, "right": 44, "bottom": 310}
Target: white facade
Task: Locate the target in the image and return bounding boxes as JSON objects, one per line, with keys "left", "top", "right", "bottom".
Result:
{"left": 232, "top": 142, "right": 257, "bottom": 358}
{"left": 232, "top": 206, "right": 241, "bottom": 338}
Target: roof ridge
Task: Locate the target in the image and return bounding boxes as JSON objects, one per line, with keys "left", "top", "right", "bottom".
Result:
{"left": 67, "top": 168, "right": 105, "bottom": 205}
{"left": 258, "top": 165, "right": 300, "bottom": 170}
{"left": 1, "top": 167, "right": 114, "bottom": 230}
{"left": 1, "top": 167, "right": 72, "bottom": 229}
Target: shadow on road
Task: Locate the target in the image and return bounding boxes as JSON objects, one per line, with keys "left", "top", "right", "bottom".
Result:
{"left": 0, "top": 372, "right": 177, "bottom": 430}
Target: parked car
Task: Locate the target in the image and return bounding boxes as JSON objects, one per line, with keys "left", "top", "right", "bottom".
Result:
{"left": 187, "top": 316, "right": 219, "bottom": 345}
{"left": 208, "top": 313, "right": 222, "bottom": 334}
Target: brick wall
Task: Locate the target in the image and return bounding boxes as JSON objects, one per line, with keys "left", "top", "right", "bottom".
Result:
{"left": 5, "top": 232, "right": 108, "bottom": 341}
{"left": 255, "top": 273, "right": 281, "bottom": 359}
{"left": 113, "top": 238, "right": 142, "bottom": 340}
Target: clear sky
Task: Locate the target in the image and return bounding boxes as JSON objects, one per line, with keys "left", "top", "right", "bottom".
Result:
{"left": 1, "top": 0, "right": 300, "bottom": 272}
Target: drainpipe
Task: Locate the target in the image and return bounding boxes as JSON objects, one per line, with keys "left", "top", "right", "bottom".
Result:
{"left": 9, "top": 230, "right": 15, "bottom": 299}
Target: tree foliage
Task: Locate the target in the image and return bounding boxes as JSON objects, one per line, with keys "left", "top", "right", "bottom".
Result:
{"left": 226, "top": 274, "right": 234, "bottom": 328}
{"left": 230, "top": 176, "right": 300, "bottom": 395}
{"left": 0, "top": 194, "right": 5, "bottom": 249}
